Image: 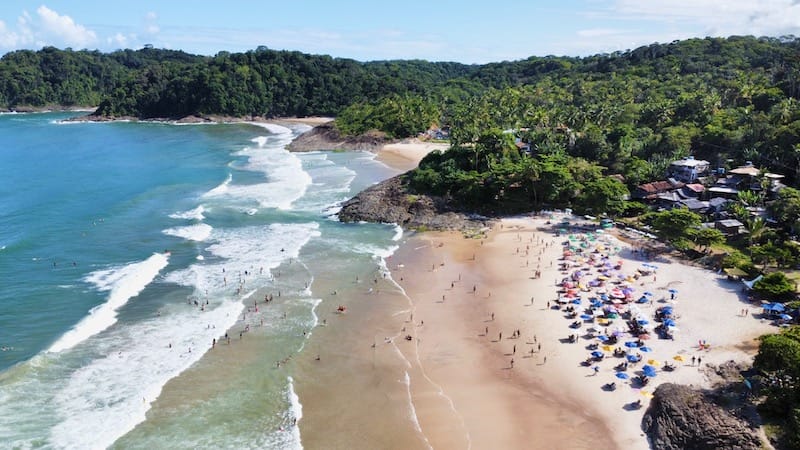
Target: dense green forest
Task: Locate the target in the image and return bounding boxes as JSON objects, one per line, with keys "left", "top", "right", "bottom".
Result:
{"left": 5, "top": 36, "right": 800, "bottom": 195}
{"left": 0, "top": 45, "right": 475, "bottom": 117}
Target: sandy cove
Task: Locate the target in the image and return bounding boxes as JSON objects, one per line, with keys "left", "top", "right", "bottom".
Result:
{"left": 385, "top": 215, "right": 776, "bottom": 449}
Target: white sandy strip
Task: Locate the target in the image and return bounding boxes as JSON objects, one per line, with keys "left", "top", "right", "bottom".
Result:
{"left": 497, "top": 215, "right": 776, "bottom": 449}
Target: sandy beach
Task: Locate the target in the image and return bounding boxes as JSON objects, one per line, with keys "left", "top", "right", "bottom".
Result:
{"left": 378, "top": 215, "right": 776, "bottom": 449}
{"left": 295, "top": 144, "right": 775, "bottom": 449}
{"left": 375, "top": 141, "right": 450, "bottom": 172}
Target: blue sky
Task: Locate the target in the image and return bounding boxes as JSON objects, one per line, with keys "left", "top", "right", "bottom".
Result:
{"left": 0, "top": 1, "right": 799, "bottom": 63}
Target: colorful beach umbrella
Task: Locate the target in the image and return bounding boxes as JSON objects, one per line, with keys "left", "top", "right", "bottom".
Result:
{"left": 647, "top": 359, "right": 661, "bottom": 366}
{"left": 673, "top": 355, "right": 685, "bottom": 362}
{"left": 615, "top": 372, "right": 630, "bottom": 380}
{"left": 624, "top": 341, "right": 639, "bottom": 348}
{"left": 591, "top": 351, "right": 604, "bottom": 358}
{"left": 602, "top": 345, "right": 614, "bottom": 352}
{"left": 639, "top": 346, "right": 653, "bottom": 353}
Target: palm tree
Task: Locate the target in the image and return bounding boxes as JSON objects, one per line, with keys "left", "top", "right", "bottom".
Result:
{"left": 745, "top": 217, "right": 767, "bottom": 245}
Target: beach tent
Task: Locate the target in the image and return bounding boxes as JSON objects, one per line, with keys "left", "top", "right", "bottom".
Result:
{"left": 742, "top": 275, "right": 763, "bottom": 290}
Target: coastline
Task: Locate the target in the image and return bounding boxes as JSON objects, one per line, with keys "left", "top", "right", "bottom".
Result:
{"left": 312, "top": 213, "right": 777, "bottom": 449}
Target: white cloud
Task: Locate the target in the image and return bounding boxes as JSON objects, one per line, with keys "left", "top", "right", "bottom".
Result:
{"left": 36, "top": 5, "right": 96, "bottom": 48}
{"left": 0, "top": 20, "right": 19, "bottom": 48}
{"left": 107, "top": 32, "right": 128, "bottom": 47}
{"left": 609, "top": 0, "right": 800, "bottom": 37}
{"left": 144, "top": 11, "right": 159, "bottom": 35}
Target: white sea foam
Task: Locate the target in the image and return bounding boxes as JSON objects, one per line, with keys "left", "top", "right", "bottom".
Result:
{"left": 392, "top": 225, "right": 404, "bottom": 241}
{"left": 202, "top": 134, "right": 312, "bottom": 210}
{"left": 249, "top": 122, "right": 294, "bottom": 135}
{"left": 162, "top": 223, "right": 213, "bottom": 242}
{"left": 204, "top": 173, "right": 233, "bottom": 197}
{"left": 287, "top": 376, "right": 304, "bottom": 449}
{"left": 292, "top": 152, "right": 357, "bottom": 213}
{"left": 47, "top": 252, "right": 170, "bottom": 353}
{"left": 48, "top": 299, "right": 243, "bottom": 450}
{"left": 165, "top": 223, "right": 320, "bottom": 294}
{"left": 168, "top": 205, "right": 206, "bottom": 220}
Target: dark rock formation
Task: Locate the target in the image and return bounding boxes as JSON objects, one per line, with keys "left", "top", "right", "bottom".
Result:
{"left": 287, "top": 122, "right": 394, "bottom": 152}
{"left": 642, "top": 383, "right": 762, "bottom": 450}
{"left": 337, "top": 175, "right": 490, "bottom": 231}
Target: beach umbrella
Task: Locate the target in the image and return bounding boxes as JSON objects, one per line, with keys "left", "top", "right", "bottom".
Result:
{"left": 597, "top": 335, "right": 608, "bottom": 342}
{"left": 626, "top": 354, "right": 640, "bottom": 363}
{"left": 624, "top": 341, "right": 639, "bottom": 348}
{"left": 641, "top": 390, "right": 654, "bottom": 399}
{"left": 642, "top": 365, "right": 657, "bottom": 377}
{"left": 639, "top": 346, "right": 653, "bottom": 353}
{"left": 668, "top": 288, "right": 678, "bottom": 294}
{"left": 615, "top": 372, "right": 630, "bottom": 380}
{"left": 779, "top": 314, "right": 793, "bottom": 321}
{"left": 647, "top": 359, "right": 661, "bottom": 366}
{"left": 602, "top": 345, "right": 614, "bottom": 352}
{"left": 673, "top": 355, "right": 685, "bottom": 362}
{"left": 638, "top": 334, "right": 651, "bottom": 340}
{"left": 637, "top": 319, "right": 649, "bottom": 325}
{"left": 591, "top": 351, "right": 604, "bottom": 358}
{"left": 643, "top": 291, "right": 654, "bottom": 296}
{"left": 580, "top": 314, "right": 593, "bottom": 320}
{"left": 571, "top": 299, "right": 582, "bottom": 305}
{"left": 663, "top": 319, "right": 677, "bottom": 327}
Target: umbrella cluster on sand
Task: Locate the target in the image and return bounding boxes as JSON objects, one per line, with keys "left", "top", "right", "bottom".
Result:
{"left": 552, "top": 229, "right": 685, "bottom": 408}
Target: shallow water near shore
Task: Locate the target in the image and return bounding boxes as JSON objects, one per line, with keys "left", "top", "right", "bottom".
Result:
{"left": 0, "top": 112, "right": 416, "bottom": 448}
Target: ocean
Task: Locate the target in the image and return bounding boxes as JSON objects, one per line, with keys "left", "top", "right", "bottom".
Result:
{"left": 0, "top": 112, "right": 405, "bottom": 449}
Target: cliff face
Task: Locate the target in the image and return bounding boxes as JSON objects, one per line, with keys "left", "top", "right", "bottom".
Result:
{"left": 337, "top": 175, "right": 489, "bottom": 231}
{"left": 642, "top": 383, "right": 762, "bottom": 450}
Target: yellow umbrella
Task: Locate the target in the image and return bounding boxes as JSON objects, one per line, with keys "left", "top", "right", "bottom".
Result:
{"left": 673, "top": 355, "right": 685, "bottom": 362}
{"left": 597, "top": 318, "right": 609, "bottom": 325}
{"left": 602, "top": 345, "right": 613, "bottom": 352}
{"left": 640, "top": 390, "right": 654, "bottom": 399}
{"left": 647, "top": 359, "right": 661, "bottom": 366}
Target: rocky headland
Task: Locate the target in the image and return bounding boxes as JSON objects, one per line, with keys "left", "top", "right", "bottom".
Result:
{"left": 337, "top": 174, "right": 490, "bottom": 231}
{"left": 643, "top": 380, "right": 764, "bottom": 450}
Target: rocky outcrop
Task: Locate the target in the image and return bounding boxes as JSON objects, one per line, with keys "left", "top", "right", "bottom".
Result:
{"left": 642, "top": 383, "right": 762, "bottom": 450}
{"left": 286, "top": 122, "right": 395, "bottom": 152}
{"left": 337, "top": 175, "right": 490, "bottom": 231}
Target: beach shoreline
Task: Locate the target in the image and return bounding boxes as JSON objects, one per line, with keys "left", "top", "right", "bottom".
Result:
{"left": 313, "top": 213, "right": 777, "bottom": 449}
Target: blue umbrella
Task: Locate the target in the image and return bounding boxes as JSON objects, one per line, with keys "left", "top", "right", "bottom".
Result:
{"left": 624, "top": 341, "right": 639, "bottom": 348}
{"left": 600, "top": 294, "right": 609, "bottom": 301}
{"left": 639, "top": 346, "right": 653, "bottom": 353}
{"left": 643, "top": 291, "right": 654, "bottom": 296}
{"left": 636, "top": 296, "right": 649, "bottom": 303}
{"left": 661, "top": 306, "right": 674, "bottom": 313}
{"left": 668, "top": 288, "right": 678, "bottom": 294}
{"left": 626, "top": 354, "right": 640, "bottom": 362}
{"left": 591, "top": 351, "right": 604, "bottom": 358}
{"left": 779, "top": 314, "right": 792, "bottom": 320}
{"left": 615, "top": 372, "right": 630, "bottom": 379}
{"left": 663, "top": 318, "right": 676, "bottom": 327}
{"left": 642, "top": 365, "right": 657, "bottom": 377}
{"left": 591, "top": 299, "right": 603, "bottom": 307}
{"left": 571, "top": 299, "right": 582, "bottom": 305}
{"left": 770, "top": 303, "right": 786, "bottom": 312}
{"left": 637, "top": 319, "right": 649, "bottom": 325}
{"left": 597, "top": 335, "right": 609, "bottom": 342}
{"left": 580, "top": 314, "right": 594, "bottom": 320}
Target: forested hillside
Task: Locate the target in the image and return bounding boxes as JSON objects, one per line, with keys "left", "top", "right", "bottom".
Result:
{"left": 4, "top": 36, "right": 800, "bottom": 190}
{"left": 0, "top": 45, "right": 476, "bottom": 118}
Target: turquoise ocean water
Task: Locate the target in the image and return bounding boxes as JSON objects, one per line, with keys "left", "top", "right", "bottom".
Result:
{"left": 0, "top": 112, "right": 401, "bottom": 449}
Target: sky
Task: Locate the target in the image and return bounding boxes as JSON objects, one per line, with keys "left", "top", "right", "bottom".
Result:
{"left": 0, "top": 1, "right": 799, "bottom": 63}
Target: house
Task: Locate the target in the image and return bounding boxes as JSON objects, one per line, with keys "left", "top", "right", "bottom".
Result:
{"left": 679, "top": 198, "right": 709, "bottom": 214}
{"left": 666, "top": 157, "right": 710, "bottom": 183}
{"left": 715, "top": 219, "right": 745, "bottom": 236}
{"left": 633, "top": 180, "right": 683, "bottom": 200}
